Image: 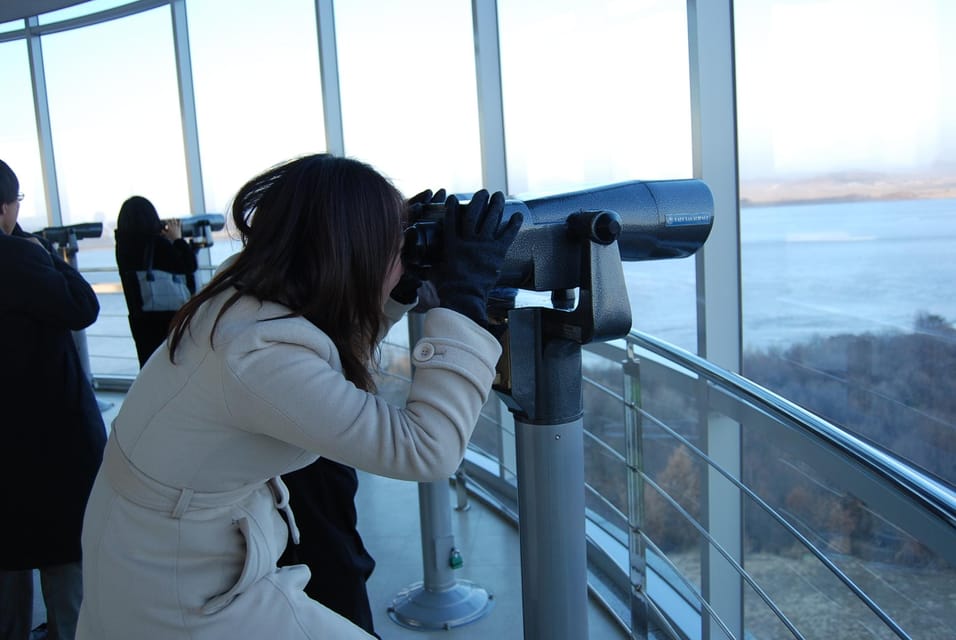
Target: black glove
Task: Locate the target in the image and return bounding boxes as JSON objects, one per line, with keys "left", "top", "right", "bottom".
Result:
{"left": 405, "top": 188, "right": 446, "bottom": 225}
{"left": 435, "top": 190, "right": 522, "bottom": 327}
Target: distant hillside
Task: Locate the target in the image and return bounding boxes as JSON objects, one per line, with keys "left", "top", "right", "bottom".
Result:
{"left": 740, "top": 169, "right": 956, "bottom": 206}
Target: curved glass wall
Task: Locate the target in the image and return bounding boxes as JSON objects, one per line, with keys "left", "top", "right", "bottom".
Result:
{"left": 3, "top": 1, "right": 955, "bottom": 636}
{"left": 3, "top": 0, "right": 951, "bottom": 485}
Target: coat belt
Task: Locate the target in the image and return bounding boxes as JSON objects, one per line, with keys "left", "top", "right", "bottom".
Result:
{"left": 102, "top": 433, "right": 300, "bottom": 543}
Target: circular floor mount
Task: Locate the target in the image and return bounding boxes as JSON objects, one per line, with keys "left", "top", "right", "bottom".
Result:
{"left": 388, "top": 580, "right": 495, "bottom": 630}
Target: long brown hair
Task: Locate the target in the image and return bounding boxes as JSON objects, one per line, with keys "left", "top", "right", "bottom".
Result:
{"left": 168, "top": 154, "right": 405, "bottom": 391}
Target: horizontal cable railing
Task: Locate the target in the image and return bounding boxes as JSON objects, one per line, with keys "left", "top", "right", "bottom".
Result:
{"left": 622, "top": 332, "right": 954, "bottom": 639}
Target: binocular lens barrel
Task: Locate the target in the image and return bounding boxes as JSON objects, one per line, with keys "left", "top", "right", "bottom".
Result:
{"left": 403, "top": 179, "right": 714, "bottom": 292}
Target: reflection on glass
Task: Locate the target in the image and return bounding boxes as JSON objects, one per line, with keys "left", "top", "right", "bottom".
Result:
{"left": 42, "top": 7, "right": 189, "bottom": 227}
{"left": 188, "top": 0, "right": 326, "bottom": 212}
{"left": 0, "top": 40, "right": 45, "bottom": 231}
{"left": 334, "top": 0, "right": 481, "bottom": 196}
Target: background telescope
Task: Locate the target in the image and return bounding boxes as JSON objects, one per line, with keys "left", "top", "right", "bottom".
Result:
{"left": 403, "top": 179, "right": 714, "bottom": 292}
{"left": 39, "top": 222, "right": 103, "bottom": 247}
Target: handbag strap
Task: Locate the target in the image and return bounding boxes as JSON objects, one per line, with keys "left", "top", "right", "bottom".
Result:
{"left": 143, "top": 238, "right": 156, "bottom": 275}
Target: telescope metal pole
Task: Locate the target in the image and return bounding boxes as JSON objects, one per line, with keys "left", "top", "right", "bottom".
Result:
{"left": 388, "top": 311, "right": 494, "bottom": 631}
{"left": 507, "top": 309, "right": 589, "bottom": 640}
{"left": 498, "top": 230, "right": 636, "bottom": 640}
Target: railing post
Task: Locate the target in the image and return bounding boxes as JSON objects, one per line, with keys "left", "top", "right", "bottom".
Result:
{"left": 624, "top": 344, "right": 648, "bottom": 638}
{"left": 453, "top": 467, "right": 471, "bottom": 512}
{"left": 699, "top": 379, "right": 743, "bottom": 640}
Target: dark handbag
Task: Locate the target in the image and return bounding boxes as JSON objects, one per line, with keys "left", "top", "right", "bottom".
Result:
{"left": 134, "top": 241, "right": 191, "bottom": 312}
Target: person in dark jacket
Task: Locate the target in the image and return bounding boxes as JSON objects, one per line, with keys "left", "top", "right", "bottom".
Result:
{"left": 0, "top": 159, "right": 107, "bottom": 640}
{"left": 114, "top": 196, "right": 198, "bottom": 367}
{"left": 278, "top": 459, "right": 379, "bottom": 636}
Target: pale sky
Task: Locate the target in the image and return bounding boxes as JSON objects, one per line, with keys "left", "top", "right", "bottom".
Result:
{"left": 735, "top": 0, "right": 955, "bottom": 178}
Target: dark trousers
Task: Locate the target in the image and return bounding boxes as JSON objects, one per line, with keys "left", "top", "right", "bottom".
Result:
{"left": 279, "top": 459, "right": 378, "bottom": 638}
{"left": 128, "top": 312, "right": 177, "bottom": 368}
{"left": 0, "top": 562, "right": 82, "bottom": 640}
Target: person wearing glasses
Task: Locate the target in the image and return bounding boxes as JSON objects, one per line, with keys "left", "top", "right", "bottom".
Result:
{"left": 0, "top": 159, "right": 107, "bottom": 640}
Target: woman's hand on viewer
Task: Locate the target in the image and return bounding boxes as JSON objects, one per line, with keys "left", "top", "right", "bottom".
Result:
{"left": 435, "top": 189, "right": 522, "bottom": 327}
{"left": 161, "top": 218, "right": 183, "bottom": 241}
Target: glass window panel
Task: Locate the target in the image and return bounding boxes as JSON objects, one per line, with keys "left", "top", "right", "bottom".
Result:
{"left": 0, "top": 40, "right": 46, "bottom": 232}
{"left": 42, "top": 7, "right": 189, "bottom": 229}
{"left": 735, "top": 0, "right": 956, "bottom": 487}
{"left": 334, "top": 0, "right": 481, "bottom": 196}
{"left": 498, "top": 0, "right": 692, "bottom": 196}
{"left": 499, "top": 0, "right": 697, "bottom": 352}
{"left": 188, "top": 0, "right": 326, "bottom": 212}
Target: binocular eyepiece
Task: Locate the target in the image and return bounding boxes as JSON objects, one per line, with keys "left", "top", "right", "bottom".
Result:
{"left": 402, "top": 179, "right": 714, "bottom": 292}
{"left": 402, "top": 211, "right": 444, "bottom": 270}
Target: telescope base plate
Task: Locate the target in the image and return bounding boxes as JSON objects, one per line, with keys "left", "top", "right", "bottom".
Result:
{"left": 387, "top": 579, "right": 494, "bottom": 630}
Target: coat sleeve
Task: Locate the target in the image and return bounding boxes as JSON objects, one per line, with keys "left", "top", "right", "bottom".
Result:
{"left": 0, "top": 238, "right": 100, "bottom": 330}
{"left": 220, "top": 308, "right": 501, "bottom": 482}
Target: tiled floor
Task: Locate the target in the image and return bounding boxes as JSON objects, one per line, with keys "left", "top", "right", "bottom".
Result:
{"left": 29, "top": 390, "right": 628, "bottom": 639}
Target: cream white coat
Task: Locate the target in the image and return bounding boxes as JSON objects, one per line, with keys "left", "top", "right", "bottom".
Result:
{"left": 77, "top": 290, "right": 501, "bottom": 639}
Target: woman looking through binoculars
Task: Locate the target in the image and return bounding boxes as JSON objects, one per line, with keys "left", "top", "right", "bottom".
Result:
{"left": 115, "top": 195, "right": 199, "bottom": 367}
{"left": 77, "top": 153, "right": 521, "bottom": 640}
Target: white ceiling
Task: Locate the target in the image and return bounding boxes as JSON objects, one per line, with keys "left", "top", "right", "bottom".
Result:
{"left": 1, "top": 0, "right": 92, "bottom": 23}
